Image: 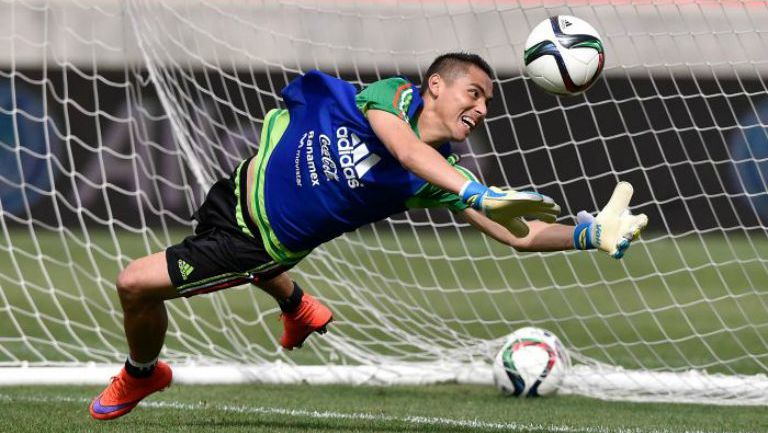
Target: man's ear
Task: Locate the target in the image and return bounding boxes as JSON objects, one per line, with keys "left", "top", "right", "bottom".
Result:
{"left": 427, "top": 73, "right": 442, "bottom": 98}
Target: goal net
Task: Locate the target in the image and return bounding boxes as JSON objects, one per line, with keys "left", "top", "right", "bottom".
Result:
{"left": 1, "top": 0, "right": 767, "bottom": 405}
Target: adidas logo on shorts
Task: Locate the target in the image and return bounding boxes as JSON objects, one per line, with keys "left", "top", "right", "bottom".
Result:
{"left": 178, "top": 259, "right": 195, "bottom": 281}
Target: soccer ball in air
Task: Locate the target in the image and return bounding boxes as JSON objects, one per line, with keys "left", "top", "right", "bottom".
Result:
{"left": 492, "top": 326, "right": 570, "bottom": 397}
{"left": 523, "top": 15, "right": 605, "bottom": 96}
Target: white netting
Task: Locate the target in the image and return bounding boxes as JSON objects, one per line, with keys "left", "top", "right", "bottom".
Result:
{"left": 1, "top": 0, "right": 767, "bottom": 405}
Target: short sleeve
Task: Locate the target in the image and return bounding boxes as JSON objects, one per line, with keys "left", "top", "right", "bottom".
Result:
{"left": 356, "top": 77, "right": 415, "bottom": 121}
{"left": 405, "top": 155, "right": 479, "bottom": 212}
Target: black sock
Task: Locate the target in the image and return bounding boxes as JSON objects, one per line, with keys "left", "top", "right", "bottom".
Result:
{"left": 278, "top": 282, "right": 304, "bottom": 314}
{"left": 124, "top": 357, "right": 157, "bottom": 378}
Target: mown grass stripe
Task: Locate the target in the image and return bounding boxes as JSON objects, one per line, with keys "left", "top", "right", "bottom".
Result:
{"left": 0, "top": 393, "right": 757, "bottom": 433}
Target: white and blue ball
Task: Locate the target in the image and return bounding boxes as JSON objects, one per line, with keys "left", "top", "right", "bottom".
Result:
{"left": 523, "top": 15, "right": 605, "bottom": 96}
{"left": 492, "top": 326, "right": 570, "bottom": 397}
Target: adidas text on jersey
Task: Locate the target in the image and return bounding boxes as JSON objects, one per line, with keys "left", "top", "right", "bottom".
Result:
{"left": 336, "top": 126, "right": 381, "bottom": 189}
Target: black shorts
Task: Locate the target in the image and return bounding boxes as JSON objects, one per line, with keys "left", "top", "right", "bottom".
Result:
{"left": 166, "top": 167, "right": 288, "bottom": 297}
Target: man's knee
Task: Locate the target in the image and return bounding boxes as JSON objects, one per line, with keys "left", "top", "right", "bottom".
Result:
{"left": 116, "top": 261, "right": 169, "bottom": 308}
{"left": 116, "top": 252, "right": 176, "bottom": 307}
{"left": 117, "top": 265, "right": 145, "bottom": 305}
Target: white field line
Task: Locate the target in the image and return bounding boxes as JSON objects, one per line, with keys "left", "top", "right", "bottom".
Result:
{"left": 0, "top": 393, "right": 757, "bottom": 433}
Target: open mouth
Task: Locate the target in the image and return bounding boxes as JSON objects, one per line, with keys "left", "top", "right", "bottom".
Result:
{"left": 460, "top": 115, "right": 476, "bottom": 130}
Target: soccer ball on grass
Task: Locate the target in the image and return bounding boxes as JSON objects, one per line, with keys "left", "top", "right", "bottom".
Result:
{"left": 492, "top": 326, "right": 570, "bottom": 397}
{"left": 523, "top": 15, "right": 605, "bottom": 96}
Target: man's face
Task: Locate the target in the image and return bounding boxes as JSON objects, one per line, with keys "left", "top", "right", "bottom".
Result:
{"left": 432, "top": 65, "right": 494, "bottom": 141}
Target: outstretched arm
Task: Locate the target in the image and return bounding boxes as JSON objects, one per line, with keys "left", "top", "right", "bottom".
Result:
{"left": 463, "top": 181, "right": 649, "bottom": 258}
{"left": 368, "top": 109, "right": 468, "bottom": 193}
{"left": 462, "top": 208, "right": 573, "bottom": 252}
{"left": 368, "top": 109, "right": 560, "bottom": 234}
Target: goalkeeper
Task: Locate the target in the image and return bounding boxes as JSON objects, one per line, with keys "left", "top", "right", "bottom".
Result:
{"left": 89, "top": 52, "right": 648, "bottom": 420}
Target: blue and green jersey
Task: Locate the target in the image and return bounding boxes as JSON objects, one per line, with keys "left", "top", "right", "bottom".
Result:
{"left": 235, "top": 70, "right": 477, "bottom": 265}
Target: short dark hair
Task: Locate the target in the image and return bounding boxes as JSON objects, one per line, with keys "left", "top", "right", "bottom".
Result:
{"left": 420, "top": 52, "right": 494, "bottom": 94}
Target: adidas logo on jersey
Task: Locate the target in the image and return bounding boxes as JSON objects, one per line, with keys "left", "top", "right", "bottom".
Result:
{"left": 562, "top": 18, "right": 572, "bottom": 27}
{"left": 336, "top": 126, "right": 381, "bottom": 188}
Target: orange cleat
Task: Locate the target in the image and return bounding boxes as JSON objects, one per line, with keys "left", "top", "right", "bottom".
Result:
{"left": 280, "top": 294, "right": 333, "bottom": 350}
{"left": 89, "top": 360, "right": 172, "bottom": 420}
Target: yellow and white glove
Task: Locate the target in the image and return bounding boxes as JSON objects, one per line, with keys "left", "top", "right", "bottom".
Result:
{"left": 573, "top": 181, "right": 648, "bottom": 259}
{"left": 460, "top": 181, "right": 561, "bottom": 237}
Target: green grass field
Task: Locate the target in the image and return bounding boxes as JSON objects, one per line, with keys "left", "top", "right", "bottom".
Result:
{"left": 1, "top": 226, "right": 767, "bottom": 432}
{"left": 1, "top": 383, "right": 766, "bottom": 433}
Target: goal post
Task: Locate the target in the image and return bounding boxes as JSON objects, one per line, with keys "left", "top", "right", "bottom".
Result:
{"left": 1, "top": 0, "right": 767, "bottom": 406}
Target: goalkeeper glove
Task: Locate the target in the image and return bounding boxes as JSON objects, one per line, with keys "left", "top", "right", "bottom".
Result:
{"left": 460, "top": 181, "right": 561, "bottom": 237}
{"left": 573, "top": 181, "right": 649, "bottom": 259}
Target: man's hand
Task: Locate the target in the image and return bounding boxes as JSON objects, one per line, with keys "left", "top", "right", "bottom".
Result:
{"left": 460, "top": 181, "right": 561, "bottom": 237}
{"left": 573, "top": 181, "right": 648, "bottom": 259}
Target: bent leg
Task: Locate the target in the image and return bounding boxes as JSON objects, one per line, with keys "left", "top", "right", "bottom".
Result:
{"left": 256, "top": 271, "right": 306, "bottom": 313}
{"left": 255, "top": 272, "right": 333, "bottom": 349}
{"left": 116, "top": 251, "right": 179, "bottom": 363}
{"left": 256, "top": 272, "right": 294, "bottom": 299}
